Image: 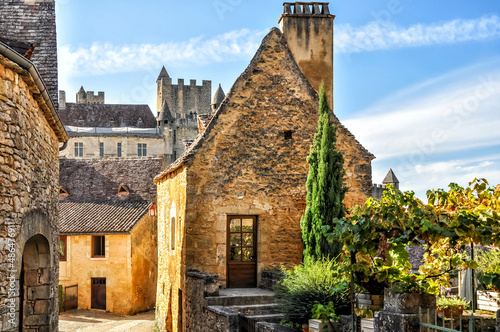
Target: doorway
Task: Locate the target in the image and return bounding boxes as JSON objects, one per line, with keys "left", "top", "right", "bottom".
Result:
{"left": 91, "top": 278, "right": 106, "bottom": 310}
{"left": 20, "top": 234, "right": 51, "bottom": 330}
{"left": 227, "top": 216, "right": 257, "bottom": 288}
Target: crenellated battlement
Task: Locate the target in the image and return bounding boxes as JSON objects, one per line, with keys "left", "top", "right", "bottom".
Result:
{"left": 281, "top": 2, "right": 332, "bottom": 16}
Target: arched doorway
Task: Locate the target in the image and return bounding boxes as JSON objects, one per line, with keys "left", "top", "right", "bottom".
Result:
{"left": 20, "top": 234, "right": 52, "bottom": 330}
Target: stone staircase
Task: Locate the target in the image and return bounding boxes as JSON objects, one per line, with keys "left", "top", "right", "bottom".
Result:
{"left": 205, "top": 289, "right": 283, "bottom": 332}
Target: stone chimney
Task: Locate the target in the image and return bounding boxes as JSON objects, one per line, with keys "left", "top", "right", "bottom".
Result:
{"left": 59, "top": 90, "right": 66, "bottom": 109}
{"left": 279, "top": 2, "right": 335, "bottom": 109}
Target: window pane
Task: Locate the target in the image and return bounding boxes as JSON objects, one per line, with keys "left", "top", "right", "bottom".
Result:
{"left": 242, "top": 233, "right": 253, "bottom": 246}
{"left": 242, "top": 218, "right": 253, "bottom": 232}
{"left": 230, "top": 233, "right": 241, "bottom": 246}
{"left": 230, "top": 219, "right": 241, "bottom": 232}
{"left": 230, "top": 247, "right": 241, "bottom": 261}
{"left": 242, "top": 247, "right": 254, "bottom": 261}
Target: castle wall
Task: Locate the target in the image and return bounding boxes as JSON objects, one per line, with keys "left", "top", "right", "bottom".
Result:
{"left": 0, "top": 54, "right": 61, "bottom": 331}
{"left": 0, "top": 0, "right": 58, "bottom": 104}
{"left": 157, "top": 78, "right": 211, "bottom": 118}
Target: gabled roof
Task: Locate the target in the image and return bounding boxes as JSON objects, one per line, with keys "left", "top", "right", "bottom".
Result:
{"left": 59, "top": 103, "right": 156, "bottom": 128}
{"left": 59, "top": 200, "right": 151, "bottom": 234}
{"left": 154, "top": 27, "right": 372, "bottom": 183}
{"left": 383, "top": 168, "right": 399, "bottom": 184}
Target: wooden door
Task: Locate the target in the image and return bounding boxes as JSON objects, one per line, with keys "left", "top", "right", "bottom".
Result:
{"left": 227, "top": 216, "right": 257, "bottom": 288}
{"left": 91, "top": 278, "right": 106, "bottom": 310}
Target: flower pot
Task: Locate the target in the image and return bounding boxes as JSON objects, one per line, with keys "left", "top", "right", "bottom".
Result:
{"left": 308, "top": 319, "right": 335, "bottom": 332}
{"left": 302, "top": 324, "right": 309, "bottom": 332}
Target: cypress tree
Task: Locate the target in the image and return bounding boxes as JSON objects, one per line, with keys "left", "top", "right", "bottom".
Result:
{"left": 300, "top": 83, "right": 346, "bottom": 261}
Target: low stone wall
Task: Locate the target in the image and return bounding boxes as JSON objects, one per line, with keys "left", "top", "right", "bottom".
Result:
{"left": 184, "top": 270, "right": 220, "bottom": 332}
{"left": 256, "top": 322, "right": 296, "bottom": 332}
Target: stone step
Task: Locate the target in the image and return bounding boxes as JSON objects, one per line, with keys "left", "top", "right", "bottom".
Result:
{"left": 206, "top": 294, "right": 276, "bottom": 306}
{"left": 241, "top": 313, "right": 283, "bottom": 332}
{"left": 227, "top": 303, "right": 279, "bottom": 316}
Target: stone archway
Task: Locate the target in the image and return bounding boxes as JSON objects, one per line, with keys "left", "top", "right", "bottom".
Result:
{"left": 20, "top": 234, "right": 52, "bottom": 330}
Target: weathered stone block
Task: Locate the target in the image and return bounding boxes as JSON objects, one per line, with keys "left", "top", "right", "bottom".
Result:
{"left": 23, "top": 314, "right": 50, "bottom": 326}
{"left": 27, "top": 286, "right": 51, "bottom": 300}
{"left": 374, "top": 311, "right": 420, "bottom": 332}
{"left": 34, "top": 300, "right": 52, "bottom": 314}
{"left": 383, "top": 289, "right": 436, "bottom": 314}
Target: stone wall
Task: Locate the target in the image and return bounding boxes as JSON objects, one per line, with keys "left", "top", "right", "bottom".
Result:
{"left": 0, "top": 0, "right": 58, "bottom": 103}
{"left": 131, "top": 214, "right": 158, "bottom": 313}
{"left": 156, "top": 166, "right": 187, "bottom": 331}
{"left": 0, "top": 54, "right": 61, "bottom": 330}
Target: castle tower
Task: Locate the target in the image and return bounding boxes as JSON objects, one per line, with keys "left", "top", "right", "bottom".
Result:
{"left": 76, "top": 86, "right": 86, "bottom": 104}
{"left": 157, "top": 100, "right": 175, "bottom": 127}
{"left": 382, "top": 168, "right": 400, "bottom": 190}
{"left": 211, "top": 84, "right": 225, "bottom": 112}
{"left": 278, "top": 2, "right": 335, "bottom": 109}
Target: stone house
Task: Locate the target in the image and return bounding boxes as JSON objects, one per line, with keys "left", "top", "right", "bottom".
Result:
{"left": 0, "top": 0, "right": 69, "bottom": 330}
{"left": 154, "top": 3, "right": 374, "bottom": 331}
{"left": 58, "top": 157, "right": 162, "bottom": 315}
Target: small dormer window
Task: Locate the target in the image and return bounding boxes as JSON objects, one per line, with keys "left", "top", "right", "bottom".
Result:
{"left": 137, "top": 117, "right": 143, "bottom": 126}
{"left": 78, "top": 116, "right": 84, "bottom": 124}
{"left": 59, "top": 186, "right": 69, "bottom": 198}
{"left": 117, "top": 184, "right": 130, "bottom": 197}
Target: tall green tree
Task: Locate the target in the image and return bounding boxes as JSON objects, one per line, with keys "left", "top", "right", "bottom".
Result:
{"left": 301, "top": 83, "right": 346, "bottom": 261}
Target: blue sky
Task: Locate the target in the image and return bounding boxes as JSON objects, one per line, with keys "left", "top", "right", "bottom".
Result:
{"left": 55, "top": 1, "right": 500, "bottom": 199}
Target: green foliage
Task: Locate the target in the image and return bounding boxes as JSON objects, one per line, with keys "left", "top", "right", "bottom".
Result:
{"left": 436, "top": 296, "right": 469, "bottom": 310}
{"left": 354, "top": 307, "right": 374, "bottom": 318}
{"left": 324, "top": 178, "right": 500, "bottom": 294}
{"left": 301, "top": 83, "right": 346, "bottom": 261}
{"left": 274, "top": 259, "right": 350, "bottom": 325}
{"left": 388, "top": 273, "right": 436, "bottom": 294}
{"left": 311, "top": 301, "right": 340, "bottom": 323}
{"left": 476, "top": 248, "right": 500, "bottom": 290}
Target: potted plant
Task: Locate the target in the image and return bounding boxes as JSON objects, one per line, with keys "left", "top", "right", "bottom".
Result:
{"left": 309, "top": 301, "right": 339, "bottom": 332}
{"left": 384, "top": 273, "right": 437, "bottom": 314}
{"left": 436, "top": 296, "right": 468, "bottom": 317}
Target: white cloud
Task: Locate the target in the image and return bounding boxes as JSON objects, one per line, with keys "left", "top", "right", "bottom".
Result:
{"left": 335, "top": 15, "right": 500, "bottom": 53}
{"left": 58, "top": 29, "right": 267, "bottom": 78}
{"left": 348, "top": 59, "right": 500, "bottom": 199}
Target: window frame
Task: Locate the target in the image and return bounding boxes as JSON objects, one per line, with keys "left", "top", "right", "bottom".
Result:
{"left": 99, "top": 142, "right": 104, "bottom": 157}
{"left": 92, "top": 235, "right": 105, "bottom": 258}
{"left": 59, "top": 235, "right": 67, "bottom": 261}
{"left": 74, "top": 142, "right": 83, "bottom": 157}
{"left": 137, "top": 143, "right": 147, "bottom": 157}
{"left": 117, "top": 142, "right": 122, "bottom": 157}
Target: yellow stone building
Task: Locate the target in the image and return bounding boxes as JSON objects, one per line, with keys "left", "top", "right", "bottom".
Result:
{"left": 154, "top": 3, "right": 374, "bottom": 331}
{"left": 58, "top": 158, "right": 162, "bottom": 315}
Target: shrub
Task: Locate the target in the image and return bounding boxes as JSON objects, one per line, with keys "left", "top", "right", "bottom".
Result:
{"left": 274, "top": 259, "right": 350, "bottom": 325}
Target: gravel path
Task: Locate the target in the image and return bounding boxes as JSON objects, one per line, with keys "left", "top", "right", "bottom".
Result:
{"left": 59, "top": 309, "right": 155, "bottom": 332}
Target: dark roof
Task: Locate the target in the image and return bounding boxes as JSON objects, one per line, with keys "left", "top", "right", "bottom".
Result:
{"left": 60, "top": 158, "right": 163, "bottom": 202}
{"left": 157, "top": 66, "right": 170, "bottom": 81}
{"left": 59, "top": 200, "right": 150, "bottom": 234}
{"left": 59, "top": 103, "right": 156, "bottom": 128}
{"left": 383, "top": 168, "right": 399, "bottom": 184}
{"left": 157, "top": 100, "right": 175, "bottom": 122}
{"left": 212, "top": 84, "right": 226, "bottom": 105}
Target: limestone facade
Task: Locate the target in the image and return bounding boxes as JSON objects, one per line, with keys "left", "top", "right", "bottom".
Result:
{"left": 59, "top": 213, "right": 157, "bottom": 315}
{"left": 0, "top": 48, "right": 67, "bottom": 330}
{"left": 154, "top": 3, "right": 374, "bottom": 331}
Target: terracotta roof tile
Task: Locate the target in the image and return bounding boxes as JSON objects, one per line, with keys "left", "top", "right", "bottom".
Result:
{"left": 59, "top": 200, "right": 150, "bottom": 234}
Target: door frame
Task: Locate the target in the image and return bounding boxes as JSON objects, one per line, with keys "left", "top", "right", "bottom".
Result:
{"left": 226, "top": 215, "right": 257, "bottom": 288}
{"left": 91, "top": 277, "right": 106, "bottom": 310}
